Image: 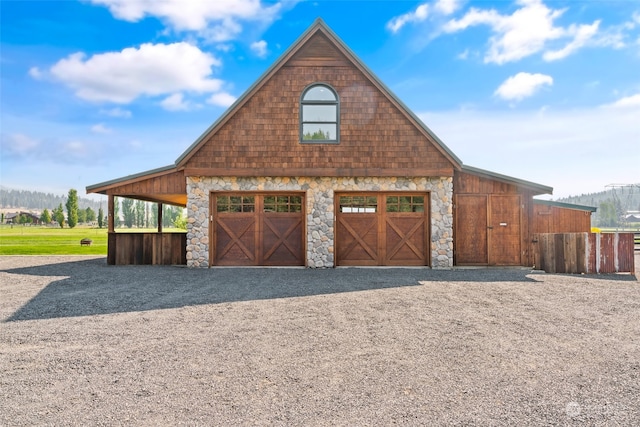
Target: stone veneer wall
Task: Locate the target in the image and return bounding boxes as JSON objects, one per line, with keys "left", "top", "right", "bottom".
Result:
{"left": 186, "top": 176, "right": 453, "bottom": 268}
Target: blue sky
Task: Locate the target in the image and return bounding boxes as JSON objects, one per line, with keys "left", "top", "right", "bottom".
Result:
{"left": 1, "top": 0, "right": 639, "bottom": 201}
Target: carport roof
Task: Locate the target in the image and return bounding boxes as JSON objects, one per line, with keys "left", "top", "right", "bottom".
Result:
{"left": 86, "top": 165, "right": 186, "bottom": 207}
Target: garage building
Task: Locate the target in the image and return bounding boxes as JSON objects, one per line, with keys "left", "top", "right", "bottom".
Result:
{"left": 87, "top": 19, "right": 590, "bottom": 268}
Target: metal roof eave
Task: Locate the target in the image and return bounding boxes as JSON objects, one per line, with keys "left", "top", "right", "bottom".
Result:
{"left": 533, "top": 199, "right": 597, "bottom": 212}
{"left": 461, "top": 164, "right": 553, "bottom": 195}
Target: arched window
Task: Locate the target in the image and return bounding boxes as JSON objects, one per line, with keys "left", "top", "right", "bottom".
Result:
{"left": 300, "top": 83, "right": 339, "bottom": 143}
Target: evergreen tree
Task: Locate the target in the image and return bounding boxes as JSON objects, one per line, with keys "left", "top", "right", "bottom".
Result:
{"left": 135, "top": 200, "right": 145, "bottom": 228}
{"left": 85, "top": 207, "right": 96, "bottom": 223}
{"left": 97, "top": 207, "right": 104, "bottom": 228}
{"left": 121, "top": 198, "right": 135, "bottom": 228}
{"left": 66, "top": 189, "right": 79, "bottom": 228}
{"left": 53, "top": 203, "right": 65, "bottom": 228}
{"left": 77, "top": 208, "right": 87, "bottom": 224}
{"left": 40, "top": 209, "right": 51, "bottom": 224}
{"left": 598, "top": 201, "right": 618, "bottom": 227}
{"left": 151, "top": 203, "right": 159, "bottom": 228}
{"left": 114, "top": 197, "right": 120, "bottom": 228}
{"left": 163, "top": 205, "right": 183, "bottom": 228}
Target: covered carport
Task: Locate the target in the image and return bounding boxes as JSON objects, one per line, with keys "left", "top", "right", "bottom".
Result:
{"left": 86, "top": 165, "right": 187, "bottom": 265}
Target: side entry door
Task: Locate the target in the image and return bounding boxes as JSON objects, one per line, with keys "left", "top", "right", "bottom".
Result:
{"left": 455, "top": 194, "right": 522, "bottom": 266}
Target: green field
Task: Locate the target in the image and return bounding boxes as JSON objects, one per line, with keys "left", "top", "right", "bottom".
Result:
{"left": 0, "top": 226, "right": 108, "bottom": 255}
{"left": 0, "top": 226, "right": 187, "bottom": 255}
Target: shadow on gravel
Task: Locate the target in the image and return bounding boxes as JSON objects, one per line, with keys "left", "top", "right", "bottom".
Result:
{"left": 5, "top": 258, "right": 548, "bottom": 322}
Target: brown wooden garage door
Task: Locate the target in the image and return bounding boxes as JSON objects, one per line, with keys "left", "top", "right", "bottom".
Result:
{"left": 211, "top": 193, "right": 305, "bottom": 266}
{"left": 335, "top": 193, "right": 429, "bottom": 266}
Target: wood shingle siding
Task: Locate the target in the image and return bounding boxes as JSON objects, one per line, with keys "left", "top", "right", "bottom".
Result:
{"left": 183, "top": 61, "right": 454, "bottom": 177}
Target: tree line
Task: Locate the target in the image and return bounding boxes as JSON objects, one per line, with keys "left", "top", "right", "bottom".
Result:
{"left": 556, "top": 185, "right": 640, "bottom": 228}
{"left": 115, "top": 197, "right": 184, "bottom": 229}
{"left": 0, "top": 187, "right": 102, "bottom": 211}
{"left": 3, "top": 188, "right": 185, "bottom": 230}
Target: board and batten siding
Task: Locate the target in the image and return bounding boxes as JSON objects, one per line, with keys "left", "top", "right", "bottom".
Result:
{"left": 532, "top": 204, "right": 592, "bottom": 234}
{"left": 453, "top": 171, "right": 537, "bottom": 266}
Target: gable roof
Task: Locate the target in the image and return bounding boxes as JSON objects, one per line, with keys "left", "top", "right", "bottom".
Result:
{"left": 87, "top": 19, "right": 556, "bottom": 199}
{"left": 174, "top": 18, "right": 462, "bottom": 169}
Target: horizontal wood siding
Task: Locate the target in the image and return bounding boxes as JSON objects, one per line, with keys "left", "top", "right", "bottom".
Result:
{"left": 533, "top": 204, "right": 592, "bottom": 234}
{"left": 184, "top": 34, "right": 454, "bottom": 178}
{"left": 534, "top": 233, "right": 635, "bottom": 274}
{"left": 107, "top": 232, "right": 186, "bottom": 265}
{"left": 106, "top": 171, "right": 187, "bottom": 206}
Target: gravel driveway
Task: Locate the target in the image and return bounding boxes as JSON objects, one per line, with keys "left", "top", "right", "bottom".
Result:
{"left": 1, "top": 255, "right": 639, "bottom": 426}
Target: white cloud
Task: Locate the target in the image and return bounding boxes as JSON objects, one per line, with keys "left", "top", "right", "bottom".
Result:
{"left": 28, "top": 67, "right": 44, "bottom": 79}
{"left": 251, "top": 40, "right": 268, "bottom": 58}
{"left": 434, "top": 0, "right": 461, "bottom": 15}
{"left": 91, "top": 123, "right": 112, "bottom": 134}
{"left": 387, "top": 3, "right": 430, "bottom": 33}
{"left": 0, "top": 132, "right": 100, "bottom": 164}
{"left": 89, "top": 0, "right": 283, "bottom": 42}
{"left": 0, "top": 133, "right": 40, "bottom": 156}
{"left": 443, "top": 0, "right": 599, "bottom": 64}
{"left": 604, "top": 93, "right": 640, "bottom": 108}
{"left": 419, "top": 105, "right": 640, "bottom": 198}
{"left": 216, "top": 44, "right": 235, "bottom": 53}
{"left": 64, "top": 141, "right": 88, "bottom": 158}
{"left": 160, "top": 93, "right": 192, "bottom": 111}
{"left": 49, "top": 42, "right": 223, "bottom": 103}
{"left": 495, "top": 72, "right": 553, "bottom": 101}
{"left": 100, "top": 107, "right": 132, "bottom": 118}
{"left": 543, "top": 21, "right": 600, "bottom": 61}
{"left": 457, "top": 49, "right": 470, "bottom": 60}
{"left": 387, "top": 0, "right": 462, "bottom": 33}
{"left": 207, "top": 92, "right": 237, "bottom": 107}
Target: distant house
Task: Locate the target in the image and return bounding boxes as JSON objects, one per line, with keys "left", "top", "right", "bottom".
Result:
{"left": 625, "top": 212, "right": 640, "bottom": 223}
{"left": 87, "top": 19, "right": 594, "bottom": 267}
{"left": 4, "top": 211, "right": 41, "bottom": 225}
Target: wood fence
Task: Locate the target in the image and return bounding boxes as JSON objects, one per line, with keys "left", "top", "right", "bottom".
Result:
{"left": 107, "top": 232, "right": 187, "bottom": 265}
{"left": 533, "top": 233, "right": 635, "bottom": 274}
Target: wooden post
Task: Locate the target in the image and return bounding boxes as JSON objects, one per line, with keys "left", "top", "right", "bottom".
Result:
{"left": 108, "top": 194, "right": 115, "bottom": 232}
{"left": 157, "top": 202, "right": 163, "bottom": 233}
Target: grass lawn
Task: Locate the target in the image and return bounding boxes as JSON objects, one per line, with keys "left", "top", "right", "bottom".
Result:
{"left": 0, "top": 226, "right": 108, "bottom": 255}
{"left": 0, "top": 225, "right": 187, "bottom": 255}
